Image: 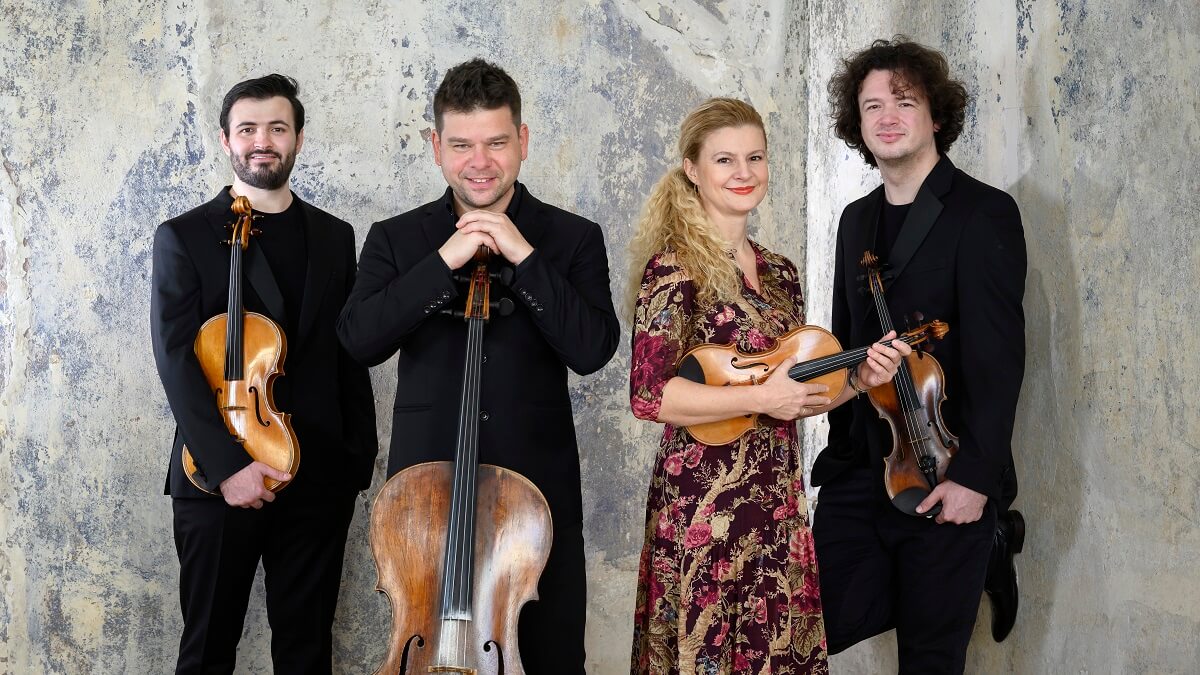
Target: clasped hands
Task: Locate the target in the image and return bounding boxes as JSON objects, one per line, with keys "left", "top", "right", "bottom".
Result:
{"left": 438, "top": 210, "right": 533, "bottom": 269}
{"left": 756, "top": 330, "right": 911, "bottom": 421}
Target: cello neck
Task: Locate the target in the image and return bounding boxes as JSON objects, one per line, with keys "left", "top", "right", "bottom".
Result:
{"left": 439, "top": 250, "right": 492, "bottom": 620}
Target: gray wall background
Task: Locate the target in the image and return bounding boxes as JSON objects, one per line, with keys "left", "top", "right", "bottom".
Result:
{"left": 1, "top": 1, "right": 1196, "bottom": 673}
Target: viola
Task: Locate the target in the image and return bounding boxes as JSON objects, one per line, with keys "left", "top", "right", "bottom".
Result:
{"left": 678, "top": 320, "right": 948, "bottom": 446}
{"left": 182, "top": 195, "right": 299, "bottom": 493}
{"left": 861, "top": 250, "right": 959, "bottom": 517}
{"left": 369, "top": 247, "right": 552, "bottom": 675}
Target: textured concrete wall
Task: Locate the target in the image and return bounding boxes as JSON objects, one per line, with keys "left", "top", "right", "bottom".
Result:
{"left": 3, "top": 0, "right": 1197, "bottom": 673}
{"left": 0, "top": 1, "right": 808, "bottom": 673}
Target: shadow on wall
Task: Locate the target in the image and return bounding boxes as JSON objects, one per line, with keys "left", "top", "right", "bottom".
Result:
{"left": 993, "top": 168, "right": 1083, "bottom": 669}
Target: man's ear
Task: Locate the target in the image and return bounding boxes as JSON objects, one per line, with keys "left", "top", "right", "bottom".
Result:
{"left": 431, "top": 129, "right": 443, "bottom": 166}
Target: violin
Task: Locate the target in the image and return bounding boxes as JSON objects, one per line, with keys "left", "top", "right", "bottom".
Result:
{"left": 182, "top": 195, "right": 299, "bottom": 493}
{"left": 678, "top": 320, "right": 948, "bottom": 446}
{"left": 369, "top": 247, "right": 552, "bottom": 675}
{"left": 861, "top": 250, "right": 959, "bottom": 517}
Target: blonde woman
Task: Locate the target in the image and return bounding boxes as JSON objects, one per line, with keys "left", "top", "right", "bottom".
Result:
{"left": 627, "top": 98, "right": 908, "bottom": 674}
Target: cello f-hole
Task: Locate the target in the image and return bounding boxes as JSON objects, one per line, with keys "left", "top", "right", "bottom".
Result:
{"left": 483, "top": 640, "right": 504, "bottom": 675}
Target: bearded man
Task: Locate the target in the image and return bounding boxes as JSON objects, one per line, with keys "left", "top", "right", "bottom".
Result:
{"left": 150, "top": 73, "right": 376, "bottom": 674}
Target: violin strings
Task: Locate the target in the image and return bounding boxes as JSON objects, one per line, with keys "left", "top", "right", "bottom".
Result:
{"left": 869, "top": 274, "right": 928, "bottom": 465}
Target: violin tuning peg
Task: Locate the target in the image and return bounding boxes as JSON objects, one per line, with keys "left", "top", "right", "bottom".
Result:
{"left": 912, "top": 311, "right": 925, "bottom": 323}
{"left": 250, "top": 228, "right": 262, "bottom": 236}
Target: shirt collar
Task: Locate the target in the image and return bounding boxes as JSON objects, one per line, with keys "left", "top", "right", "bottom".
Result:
{"left": 439, "top": 181, "right": 525, "bottom": 222}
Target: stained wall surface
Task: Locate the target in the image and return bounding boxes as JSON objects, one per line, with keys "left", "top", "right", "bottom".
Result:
{"left": 1, "top": 1, "right": 1197, "bottom": 673}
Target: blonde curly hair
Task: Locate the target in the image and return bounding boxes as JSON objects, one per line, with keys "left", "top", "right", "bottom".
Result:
{"left": 627, "top": 97, "right": 767, "bottom": 312}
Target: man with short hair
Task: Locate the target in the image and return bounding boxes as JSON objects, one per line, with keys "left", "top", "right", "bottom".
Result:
{"left": 812, "top": 38, "right": 1027, "bottom": 673}
{"left": 337, "top": 59, "right": 618, "bottom": 673}
{"left": 151, "top": 73, "right": 377, "bottom": 673}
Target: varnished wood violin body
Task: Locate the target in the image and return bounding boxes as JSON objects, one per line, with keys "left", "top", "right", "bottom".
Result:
{"left": 677, "top": 321, "right": 948, "bottom": 446}
{"left": 861, "top": 250, "right": 959, "bottom": 516}
{"left": 182, "top": 195, "right": 298, "bottom": 493}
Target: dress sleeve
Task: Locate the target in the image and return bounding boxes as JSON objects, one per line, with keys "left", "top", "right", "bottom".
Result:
{"left": 629, "top": 253, "right": 695, "bottom": 422}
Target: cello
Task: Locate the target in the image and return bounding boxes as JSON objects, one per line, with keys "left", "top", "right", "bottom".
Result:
{"left": 369, "top": 247, "right": 553, "bottom": 675}
{"left": 182, "top": 195, "right": 299, "bottom": 493}
{"left": 860, "top": 250, "right": 959, "bottom": 516}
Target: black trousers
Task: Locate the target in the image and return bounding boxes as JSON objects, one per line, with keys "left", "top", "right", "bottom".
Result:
{"left": 172, "top": 491, "right": 357, "bottom": 674}
{"left": 518, "top": 520, "right": 587, "bottom": 675}
{"left": 813, "top": 468, "right": 995, "bottom": 675}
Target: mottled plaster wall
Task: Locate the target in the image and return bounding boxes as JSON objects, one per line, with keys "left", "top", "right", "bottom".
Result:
{"left": 3, "top": 0, "right": 1197, "bottom": 673}
{"left": 804, "top": 1, "right": 1200, "bottom": 673}
{"left": 0, "top": 1, "right": 808, "bottom": 673}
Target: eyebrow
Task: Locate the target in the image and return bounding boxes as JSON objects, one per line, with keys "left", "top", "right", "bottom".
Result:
{"left": 446, "top": 134, "right": 512, "bottom": 144}
{"left": 235, "top": 119, "right": 292, "bottom": 128}
{"left": 710, "top": 149, "right": 767, "bottom": 158}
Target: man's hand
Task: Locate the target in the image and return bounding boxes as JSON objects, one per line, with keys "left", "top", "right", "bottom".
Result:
{"left": 916, "top": 480, "right": 987, "bottom": 524}
{"left": 453, "top": 210, "right": 534, "bottom": 266}
{"left": 219, "top": 461, "right": 292, "bottom": 509}
{"left": 856, "top": 330, "right": 912, "bottom": 389}
{"left": 438, "top": 226, "right": 499, "bottom": 270}
{"left": 755, "top": 355, "right": 831, "bottom": 420}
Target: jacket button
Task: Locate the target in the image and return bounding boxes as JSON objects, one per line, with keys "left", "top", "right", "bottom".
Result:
{"left": 479, "top": 410, "right": 490, "bottom": 421}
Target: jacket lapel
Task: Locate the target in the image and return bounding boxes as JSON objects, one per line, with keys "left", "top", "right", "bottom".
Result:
{"left": 512, "top": 184, "right": 547, "bottom": 251}
{"left": 294, "top": 197, "right": 332, "bottom": 350}
{"left": 206, "top": 188, "right": 287, "bottom": 324}
{"left": 883, "top": 155, "right": 955, "bottom": 289}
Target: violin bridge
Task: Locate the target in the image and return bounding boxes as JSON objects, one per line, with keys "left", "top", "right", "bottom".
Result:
{"left": 429, "top": 667, "right": 476, "bottom": 674}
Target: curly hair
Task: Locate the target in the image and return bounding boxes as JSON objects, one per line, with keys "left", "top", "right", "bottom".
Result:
{"left": 627, "top": 98, "right": 765, "bottom": 313}
{"left": 828, "top": 36, "right": 968, "bottom": 167}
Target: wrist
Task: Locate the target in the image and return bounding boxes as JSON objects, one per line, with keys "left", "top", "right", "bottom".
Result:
{"left": 849, "top": 365, "right": 870, "bottom": 396}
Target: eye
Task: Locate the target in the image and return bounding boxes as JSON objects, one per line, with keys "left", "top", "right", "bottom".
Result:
{"left": 453, "top": 143, "right": 470, "bottom": 151}
{"left": 239, "top": 127, "right": 254, "bottom": 134}
{"left": 749, "top": 154, "right": 765, "bottom": 162}
{"left": 716, "top": 157, "right": 731, "bottom": 164}
{"left": 490, "top": 141, "right": 507, "bottom": 149}
{"left": 271, "top": 126, "right": 286, "bottom": 133}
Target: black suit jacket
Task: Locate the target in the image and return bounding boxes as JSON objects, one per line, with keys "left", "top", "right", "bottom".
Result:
{"left": 151, "top": 188, "right": 377, "bottom": 498}
{"left": 336, "top": 183, "right": 619, "bottom": 527}
{"left": 814, "top": 156, "right": 1027, "bottom": 505}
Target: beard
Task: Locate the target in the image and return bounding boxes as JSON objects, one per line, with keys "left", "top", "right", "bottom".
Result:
{"left": 230, "top": 149, "right": 296, "bottom": 190}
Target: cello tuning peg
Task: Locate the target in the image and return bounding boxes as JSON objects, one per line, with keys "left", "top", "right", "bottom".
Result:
{"left": 490, "top": 267, "right": 514, "bottom": 285}
{"left": 491, "top": 297, "right": 515, "bottom": 316}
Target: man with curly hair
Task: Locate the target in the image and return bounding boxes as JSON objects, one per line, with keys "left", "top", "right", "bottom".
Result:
{"left": 811, "top": 37, "right": 1027, "bottom": 673}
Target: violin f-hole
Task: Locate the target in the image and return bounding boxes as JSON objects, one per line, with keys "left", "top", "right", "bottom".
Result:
{"left": 483, "top": 640, "right": 504, "bottom": 675}
{"left": 398, "top": 633, "right": 424, "bottom": 674}
{"left": 249, "top": 386, "right": 271, "bottom": 427}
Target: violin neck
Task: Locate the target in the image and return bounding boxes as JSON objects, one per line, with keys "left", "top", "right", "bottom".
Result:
{"left": 866, "top": 262, "right": 921, "bottom": 411}
{"left": 785, "top": 335, "right": 916, "bottom": 383}
{"left": 223, "top": 241, "right": 245, "bottom": 381}
{"left": 440, "top": 315, "right": 486, "bottom": 620}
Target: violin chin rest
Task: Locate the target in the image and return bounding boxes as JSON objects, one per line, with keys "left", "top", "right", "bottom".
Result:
{"left": 891, "top": 488, "right": 942, "bottom": 518}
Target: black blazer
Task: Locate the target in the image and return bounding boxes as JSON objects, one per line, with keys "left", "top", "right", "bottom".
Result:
{"left": 151, "top": 188, "right": 377, "bottom": 498}
{"left": 814, "top": 156, "right": 1027, "bottom": 505}
{"left": 336, "top": 183, "right": 619, "bottom": 527}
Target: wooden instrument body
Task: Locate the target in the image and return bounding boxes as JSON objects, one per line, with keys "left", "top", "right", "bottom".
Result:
{"left": 370, "top": 461, "right": 552, "bottom": 675}
{"left": 679, "top": 325, "right": 848, "bottom": 446}
{"left": 869, "top": 351, "right": 959, "bottom": 513}
{"left": 182, "top": 311, "right": 299, "bottom": 493}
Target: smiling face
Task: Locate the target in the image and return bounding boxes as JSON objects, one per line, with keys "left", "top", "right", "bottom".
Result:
{"left": 431, "top": 106, "right": 529, "bottom": 214}
{"left": 683, "top": 124, "right": 768, "bottom": 224}
{"left": 857, "top": 68, "right": 940, "bottom": 169}
{"left": 219, "top": 95, "right": 303, "bottom": 191}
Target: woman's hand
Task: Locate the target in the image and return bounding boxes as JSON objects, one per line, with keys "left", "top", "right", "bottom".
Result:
{"left": 754, "top": 355, "right": 831, "bottom": 420}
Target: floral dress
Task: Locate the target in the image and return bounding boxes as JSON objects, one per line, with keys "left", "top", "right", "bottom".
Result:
{"left": 629, "top": 243, "right": 828, "bottom": 675}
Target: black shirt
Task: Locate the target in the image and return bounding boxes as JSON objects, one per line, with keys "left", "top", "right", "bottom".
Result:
{"left": 877, "top": 199, "right": 911, "bottom": 263}
{"left": 253, "top": 197, "right": 307, "bottom": 338}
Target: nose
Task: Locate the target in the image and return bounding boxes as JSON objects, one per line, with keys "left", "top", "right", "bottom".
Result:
{"left": 468, "top": 145, "right": 490, "bottom": 168}
{"left": 252, "top": 128, "right": 272, "bottom": 149}
{"left": 732, "top": 159, "right": 752, "bottom": 180}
